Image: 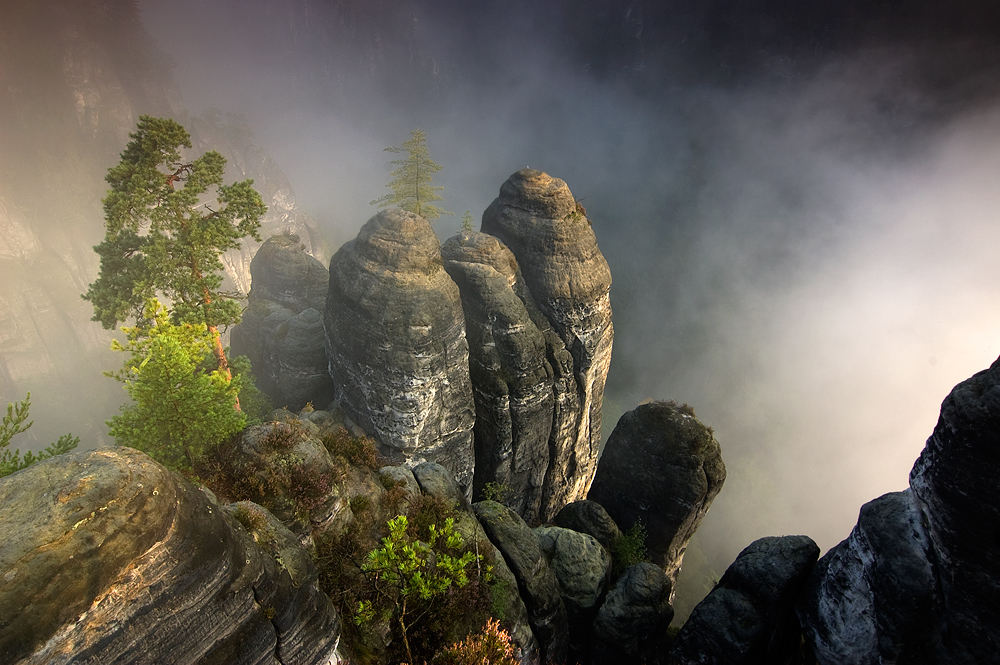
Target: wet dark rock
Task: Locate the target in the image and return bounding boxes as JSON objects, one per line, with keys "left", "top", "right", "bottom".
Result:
{"left": 230, "top": 233, "right": 334, "bottom": 411}
{"left": 553, "top": 499, "right": 622, "bottom": 551}
{"left": 324, "top": 208, "right": 475, "bottom": 494}
{"left": 482, "top": 169, "right": 613, "bottom": 519}
{"left": 441, "top": 231, "right": 555, "bottom": 522}
{"left": 675, "top": 535, "right": 819, "bottom": 665}
{"left": 588, "top": 401, "right": 726, "bottom": 587}
{"left": 0, "top": 447, "right": 341, "bottom": 665}
{"left": 592, "top": 562, "right": 674, "bottom": 664}
{"left": 474, "top": 500, "right": 569, "bottom": 664}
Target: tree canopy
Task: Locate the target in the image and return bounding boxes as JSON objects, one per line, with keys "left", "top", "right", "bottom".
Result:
{"left": 83, "top": 115, "right": 266, "bottom": 382}
{"left": 371, "top": 129, "right": 451, "bottom": 220}
{"left": 106, "top": 299, "right": 247, "bottom": 471}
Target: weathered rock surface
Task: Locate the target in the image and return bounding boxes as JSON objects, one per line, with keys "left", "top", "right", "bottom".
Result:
{"left": 798, "top": 355, "right": 1000, "bottom": 665}
{"left": 553, "top": 499, "right": 622, "bottom": 551}
{"left": 231, "top": 233, "right": 334, "bottom": 411}
{"left": 482, "top": 169, "right": 613, "bottom": 518}
{"left": 441, "top": 231, "right": 555, "bottom": 520}
{"left": 474, "top": 500, "right": 569, "bottom": 664}
{"left": 325, "top": 208, "right": 475, "bottom": 494}
{"left": 675, "top": 535, "right": 819, "bottom": 665}
{"left": 534, "top": 526, "right": 612, "bottom": 618}
{"left": 588, "top": 401, "right": 726, "bottom": 587}
{"left": 592, "top": 562, "right": 674, "bottom": 664}
{"left": 0, "top": 447, "right": 341, "bottom": 665}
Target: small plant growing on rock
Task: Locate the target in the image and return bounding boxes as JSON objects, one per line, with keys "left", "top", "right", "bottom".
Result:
{"left": 356, "top": 514, "right": 480, "bottom": 665}
{"left": 431, "top": 618, "right": 518, "bottom": 665}
{"left": 322, "top": 428, "right": 384, "bottom": 470}
{"left": 611, "top": 519, "right": 649, "bottom": 578}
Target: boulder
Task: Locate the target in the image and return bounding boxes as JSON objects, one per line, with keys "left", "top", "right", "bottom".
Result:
{"left": 324, "top": 208, "right": 475, "bottom": 494}
{"left": 230, "top": 233, "right": 334, "bottom": 411}
{"left": 474, "top": 500, "right": 569, "bottom": 664}
{"left": 588, "top": 401, "right": 725, "bottom": 588}
{"left": 0, "top": 447, "right": 341, "bottom": 665}
{"left": 592, "top": 562, "right": 674, "bottom": 664}
{"left": 412, "top": 461, "right": 469, "bottom": 511}
{"left": 797, "top": 355, "right": 1000, "bottom": 664}
{"left": 674, "top": 535, "right": 819, "bottom": 665}
{"left": 441, "top": 231, "right": 555, "bottom": 521}
{"left": 534, "top": 526, "right": 612, "bottom": 618}
{"left": 482, "top": 169, "right": 613, "bottom": 518}
{"left": 553, "top": 500, "right": 622, "bottom": 551}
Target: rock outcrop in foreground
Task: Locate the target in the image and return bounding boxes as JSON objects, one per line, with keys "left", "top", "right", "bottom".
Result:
{"left": 588, "top": 401, "right": 726, "bottom": 588}
{"left": 324, "top": 209, "right": 476, "bottom": 493}
{"left": 481, "top": 169, "right": 613, "bottom": 519}
{"left": 796, "top": 355, "right": 1000, "bottom": 665}
{"left": 0, "top": 447, "right": 341, "bottom": 665}
{"left": 231, "top": 233, "right": 334, "bottom": 411}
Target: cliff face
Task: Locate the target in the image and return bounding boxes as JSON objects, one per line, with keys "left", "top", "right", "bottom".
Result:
{"left": 324, "top": 209, "right": 476, "bottom": 492}
{"left": 482, "top": 169, "right": 614, "bottom": 517}
{"left": 793, "top": 356, "right": 1000, "bottom": 665}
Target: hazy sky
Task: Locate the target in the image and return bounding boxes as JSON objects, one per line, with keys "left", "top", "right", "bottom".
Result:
{"left": 138, "top": 0, "right": 1000, "bottom": 568}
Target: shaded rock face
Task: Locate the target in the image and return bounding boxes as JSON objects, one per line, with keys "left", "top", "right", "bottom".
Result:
{"left": 798, "top": 355, "right": 1000, "bottom": 665}
{"left": 232, "top": 233, "right": 334, "bottom": 411}
{"left": 0, "top": 447, "right": 341, "bottom": 665}
{"left": 675, "top": 535, "right": 819, "bottom": 665}
{"left": 325, "top": 208, "right": 475, "bottom": 493}
{"left": 474, "top": 500, "right": 569, "bottom": 664}
{"left": 441, "top": 232, "right": 555, "bottom": 520}
{"left": 592, "top": 562, "right": 674, "bottom": 664}
{"left": 588, "top": 401, "right": 726, "bottom": 587}
{"left": 481, "top": 169, "right": 613, "bottom": 517}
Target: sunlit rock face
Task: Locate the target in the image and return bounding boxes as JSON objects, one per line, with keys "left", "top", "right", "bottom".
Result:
{"left": 798, "top": 355, "right": 1000, "bottom": 665}
{"left": 481, "top": 169, "right": 613, "bottom": 518}
{"left": 441, "top": 232, "right": 555, "bottom": 521}
{"left": 324, "top": 208, "right": 475, "bottom": 493}
{"left": 231, "top": 233, "right": 334, "bottom": 411}
{"left": 588, "top": 401, "right": 726, "bottom": 589}
{"left": 0, "top": 447, "right": 341, "bottom": 665}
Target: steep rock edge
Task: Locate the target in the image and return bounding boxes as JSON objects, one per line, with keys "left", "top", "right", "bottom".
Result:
{"left": 481, "top": 169, "right": 613, "bottom": 519}
{"left": 0, "top": 447, "right": 341, "bottom": 665}
{"left": 441, "top": 231, "right": 556, "bottom": 522}
{"left": 324, "top": 208, "right": 476, "bottom": 494}
{"left": 231, "top": 233, "right": 334, "bottom": 411}
{"left": 797, "top": 354, "right": 1000, "bottom": 665}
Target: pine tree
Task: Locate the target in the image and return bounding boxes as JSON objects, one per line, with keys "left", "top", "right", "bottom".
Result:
{"left": 84, "top": 116, "right": 265, "bottom": 386}
{"left": 371, "top": 129, "right": 452, "bottom": 220}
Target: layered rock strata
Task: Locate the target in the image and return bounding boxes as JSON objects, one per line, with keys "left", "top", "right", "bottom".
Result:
{"left": 588, "top": 401, "right": 726, "bottom": 588}
{"left": 231, "top": 233, "right": 334, "bottom": 411}
{"left": 480, "top": 169, "right": 613, "bottom": 518}
{"left": 797, "top": 356, "right": 1000, "bottom": 664}
{"left": 0, "top": 447, "right": 341, "bottom": 665}
{"left": 441, "top": 232, "right": 556, "bottom": 520}
{"left": 324, "top": 209, "right": 475, "bottom": 493}
{"left": 675, "top": 535, "right": 819, "bottom": 665}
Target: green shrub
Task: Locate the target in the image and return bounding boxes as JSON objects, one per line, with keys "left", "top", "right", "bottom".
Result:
{"left": 611, "top": 520, "right": 649, "bottom": 578}
{"left": 1, "top": 393, "right": 78, "bottom": 478}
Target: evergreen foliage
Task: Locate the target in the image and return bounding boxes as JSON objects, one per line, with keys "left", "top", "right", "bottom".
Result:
{"left": 0, "top": 393, "right": 79, "bottom": 478}
{"left": 460, "top": 210, "right": 475, "bottom": 233}
{"left": 106, "top": 299, "right": 246, "bottom": 471}
{"left": 371, "top": 129, "right": 451, "bottom": 220}
{"left": 83, "top": 115, "right": 266, "bottom": 384}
